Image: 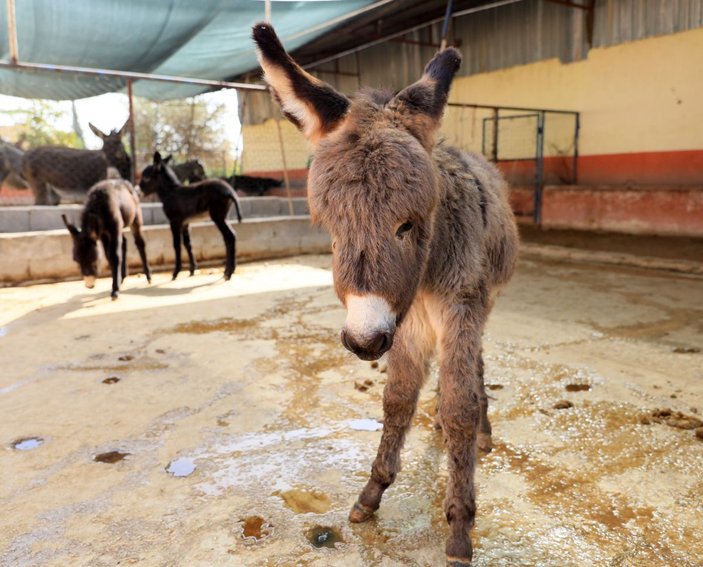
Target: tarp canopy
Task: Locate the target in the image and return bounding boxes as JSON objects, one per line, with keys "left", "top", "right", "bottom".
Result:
{"left": 0, "top": 0, "right": 377, "bottom": 101}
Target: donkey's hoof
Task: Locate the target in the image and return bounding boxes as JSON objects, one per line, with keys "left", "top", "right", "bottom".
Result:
{"left": 477, "top": 433, "right": 493, "bottom": 453}
{"left": 111, "top": 293, "right": 119, "bottom": 301}
{"left": 171, "top": 273, "right": 179, "bottom": 281}
{"left": 349, "top": 501, "right": 375, "bottom": 523}
{"left": 447, "top": 559, "right": 472, "bottom": 567}
{"left": 224, "top": 272, "right": 233, "bottom": 281}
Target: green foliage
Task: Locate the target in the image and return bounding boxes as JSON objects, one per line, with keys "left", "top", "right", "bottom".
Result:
{"left": 134, "top": 96, "right": 234, "bottom": 176}
{"left": 18, "top": 101, "right": 84, "bottom": 149}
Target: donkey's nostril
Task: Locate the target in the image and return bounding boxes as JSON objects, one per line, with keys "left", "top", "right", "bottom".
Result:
{"left": 341, "top": 329, "right": 394, "bottom": 361}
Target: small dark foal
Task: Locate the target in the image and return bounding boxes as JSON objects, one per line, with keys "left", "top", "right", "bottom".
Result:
{"left": 139, "top": 151, "right": 243, "bottom": 280}
{"left": 63, "top": 179, "right": 152, "bottom": 299}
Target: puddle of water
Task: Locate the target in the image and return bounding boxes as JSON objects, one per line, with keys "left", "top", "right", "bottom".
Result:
{"left": 94, "top": 451, "right": 129, "bottom": 463}
{"left": 347, "top": 419, "right": 383, "bottom": 432}
{"left": 12, "top": 437, "right": 44, "bottom": 450}
{"left": 240, "top": 515, "right": 273, "bottom": 541}
{"left": 166, "top": 457, "right": 196, "bottom": 477}
{"left": 565, "top": 384, "right": 591, "bottom": 392}
{"left": 306, "top": 526, "right": 342, "bottom": 549}
{"left": 102, "top": 376, "right": 120, "bottom": 384}
{"left": 277, "top": 488, "right": 331, "bottom": 514}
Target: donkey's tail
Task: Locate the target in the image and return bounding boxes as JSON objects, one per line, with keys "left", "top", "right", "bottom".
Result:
{"left": 229, "top": 188, "right": 243, "bottom": 223}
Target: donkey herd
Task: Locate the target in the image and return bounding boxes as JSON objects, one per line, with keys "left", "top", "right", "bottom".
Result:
{"left": 5, "top": 24, "right": 518, "bottom": 565}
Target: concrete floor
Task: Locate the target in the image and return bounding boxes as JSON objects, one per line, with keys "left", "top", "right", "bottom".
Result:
{"left": 1, "top": 255, "right": 702, "bottom": 567}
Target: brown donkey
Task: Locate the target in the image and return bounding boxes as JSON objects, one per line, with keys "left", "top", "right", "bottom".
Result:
{"left": 253, "top": 24, "right": 518, "bottom": 565}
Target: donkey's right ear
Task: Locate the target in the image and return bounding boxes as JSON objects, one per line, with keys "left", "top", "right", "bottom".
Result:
{"left": 252, "top": 22, "right": 350, "bottom": 145}
{"left": 89, "top": 123, "right": 107, "bottom": 141}
{"left": 62, "top": 214, "right": 79, "bottom": 237}
{"left": 163, "top": 154, "right": 173, "bottom": 165}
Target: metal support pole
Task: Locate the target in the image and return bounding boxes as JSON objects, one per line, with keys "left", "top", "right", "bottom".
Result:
{"left": 491, "top": 108, "right": 499, "bottom": 162}
{"left": 127, "top": 79, "right": 136, "bottom": 184}
{"left": 5, "top": 0, "right": 19, "bottom": 64}
{"left": 573, "top": 113, "right": 580, "bottom": 184}
{"left": 264, "top": 0, "right": 271, "bottom": 23}
{"left": 534, "top": 112, "right": 545, "bottom": 225}
{"left": 275, "top": 120, "right": 294, "bottom": 216}
{"left": 440, "top": 0, "right": 454, "bottom": 50}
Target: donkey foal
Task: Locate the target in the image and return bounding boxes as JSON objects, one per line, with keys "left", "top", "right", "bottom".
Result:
{"left": 63, "top": 179, "right": 151, "bottom": 299}
{"left": 139, "top": 152, "right": 243, "bottom": 280}
{"left": 254, "top": 24, "right": 518, "bottom": 565}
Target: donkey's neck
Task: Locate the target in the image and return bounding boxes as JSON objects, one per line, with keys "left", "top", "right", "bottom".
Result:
{"left": 81, "top": 211, "right": 102, "bottom": 237}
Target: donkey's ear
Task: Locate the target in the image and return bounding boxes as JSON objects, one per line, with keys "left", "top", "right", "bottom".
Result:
{"left": 252, "top": 22, "right": 350, "bottom": 144}
{"left": 388, "top": 48, "right": 462, "bottom": 150}
{"left": 164, "top": 154, "right": 173, "bottom": 165}
{"left": 153, "top": 152, "right": 162, "bottom": 166}
{"left": 89, "top": 123, "right": 107, "bottom": 140}
{"left": 62, "top": 214, "right": 79, "bottom": 237}
{"left": 117, "top": 119, "right": 130, "bottom": 138}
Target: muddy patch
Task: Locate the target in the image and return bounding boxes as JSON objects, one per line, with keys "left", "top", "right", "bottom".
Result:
{"left": 672, "top": 346, "right": 700, "bottom": 354}
{"left": 117, "top": 354, "right": 134, "bottom": 362}
{"left": 486, "top": 384, "right": 504, "bottom": 391}
{"left": 94, "top": 451, "right": 128, "bottom": 463}
{"left": 306, "top": 525, "right": 342, "bottom": 549}
{"left": 554, "top": 400, "right": 573, "bottom": 409}
{"left": 565, "top": 383, "right": 591, "bottom": 392}
{"left": 102, "top": 376, "right": 120, "bottom": 385}
{"left": 12, "top": 437, "right": 44, "bottom": 451}
{"left": 240, "top": 515, "right": 273, "bottom": 541}
{"left": 166, "top": 457, "right": 196, "bottom": 477}
{"left": 167, "top": 318, "right": 257, "bottom": 334}
{"left": 641, "top": 408, "right": 703, "bottom": 430}
{"left": 277, "top": 488, "right": 331, "bottom": 514}
{"left": 354, "top": 379, "right": 374, "bottom": 392}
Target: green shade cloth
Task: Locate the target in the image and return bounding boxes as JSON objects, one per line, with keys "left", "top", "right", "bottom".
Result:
{"left": 0, "top": 0, "right": 375, "bottom": 100}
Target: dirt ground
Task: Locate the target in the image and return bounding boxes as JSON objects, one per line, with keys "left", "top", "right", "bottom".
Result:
{"left": 1, "top": 255, "right": 702, "bottom": 567}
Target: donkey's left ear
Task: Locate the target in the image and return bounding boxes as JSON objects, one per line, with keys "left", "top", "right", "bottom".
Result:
{"left": 388, "top": 48, "right": 462, "bottom": 151}
{"left": 252, "top": 23, "right": 350, "bottom": 145}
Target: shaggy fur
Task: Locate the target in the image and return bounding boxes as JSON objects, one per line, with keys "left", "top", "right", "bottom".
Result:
{"left": 63, "top": 179, "right": 151, "bottom": 299}
{"left": 22, "top": 121, "right": 131, "bottom": 205}
{"left": 253, "top": 23, "right": 518, "bottom": 565}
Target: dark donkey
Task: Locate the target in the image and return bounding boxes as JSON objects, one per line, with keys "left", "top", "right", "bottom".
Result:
{"left": 139, "top": 152, "right": 243, "bottom": 280}
{"left": 254, "top": 24, "right": 518, "bottom": 565}
{"left": 22, "top": 120, "right": 131, "bottom": 205}
{"left": 63, "top": 179, "right": 151, "bottom": 299}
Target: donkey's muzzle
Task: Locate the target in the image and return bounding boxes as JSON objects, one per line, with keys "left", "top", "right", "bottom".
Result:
{"left": 341, "top": 328, "right": 394, "bottom": 361}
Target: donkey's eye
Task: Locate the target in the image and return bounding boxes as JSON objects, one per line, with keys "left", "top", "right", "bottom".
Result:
{"left": 395, "top": 221, "right": 414, "bottom": 239}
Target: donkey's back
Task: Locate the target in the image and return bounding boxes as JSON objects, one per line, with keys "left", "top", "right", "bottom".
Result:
{"left": 427, "top": 143, "right": 519, "bottom": 295}
{"left": 22, "top": 146, "right": 108, "bottom": 192}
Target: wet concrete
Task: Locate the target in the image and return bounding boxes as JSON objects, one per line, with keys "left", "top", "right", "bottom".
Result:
{"left": 0, "top": 255, "right": 702, "bottom": 566}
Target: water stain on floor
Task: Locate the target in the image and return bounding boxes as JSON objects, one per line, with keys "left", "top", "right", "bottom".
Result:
{"left": 239, "top": 515, "right": 273, "bottom": 541}
{"left": 277, "top": 488, "right": 331, "bottom": 514}
{"left": 306, "top": 525, "right": 343, "bottom": 549}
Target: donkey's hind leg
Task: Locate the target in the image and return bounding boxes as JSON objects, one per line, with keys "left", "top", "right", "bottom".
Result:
{"left": 182, "top": 224, "right": 197, "bottom": 276}
{"left": 121, "top": 235, "right": 128, "bottom": 281}
{"left": 476, "top": 350, "right": 493, "bottom": 453}
{"left": 211, "top": 207, "right": 236, "bottom": 280}
{"left": 350, "top": 303, "right": 434, "bottom": 523}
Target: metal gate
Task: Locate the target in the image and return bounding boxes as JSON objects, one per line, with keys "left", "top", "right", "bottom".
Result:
{"left": 446, "top": 103, "right": 580, "bottom": 224}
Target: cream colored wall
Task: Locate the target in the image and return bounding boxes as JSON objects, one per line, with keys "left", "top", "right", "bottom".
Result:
{"left": 242, "top": 118, "right": 309, "bottom": 173}
{"left": 242, "top": 27, "right": 703, "bottom": 172}
{"left": 443, "top": 27, "right": 703, "bottom": 156}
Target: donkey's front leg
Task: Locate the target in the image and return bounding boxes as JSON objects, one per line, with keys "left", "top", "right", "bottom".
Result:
{"left": 350, "top": 317, "right": 431, "bottom": 523}
{"left": 438, "top": 307, "right": 485, "bottom": 566}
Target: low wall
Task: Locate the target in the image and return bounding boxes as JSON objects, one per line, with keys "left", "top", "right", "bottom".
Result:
{"left": 0, "top": 216, "right": 331, "bottom": 285}
{"left": 509, "top": 185, "right": 703, "bottom": 237}
{"left": 0, "top": 197, "right": 309, "bottom": 233}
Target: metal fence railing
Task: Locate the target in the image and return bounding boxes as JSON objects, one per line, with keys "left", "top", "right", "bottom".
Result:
{"left": 445, "top": 103, "right": 580, "bottom": 224}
